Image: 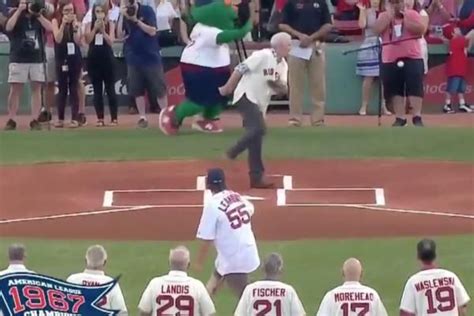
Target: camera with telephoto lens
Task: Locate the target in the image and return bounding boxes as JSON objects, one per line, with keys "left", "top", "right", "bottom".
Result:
{"left": 126, "top": 0, "right": 136, "bottom": 17}
{"left": 27, "top": 0, "right": 45, "bottom": 14}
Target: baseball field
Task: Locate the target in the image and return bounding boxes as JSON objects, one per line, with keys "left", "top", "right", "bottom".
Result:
{"left": 0, "top": 113, "right": 473, "bottom": 315}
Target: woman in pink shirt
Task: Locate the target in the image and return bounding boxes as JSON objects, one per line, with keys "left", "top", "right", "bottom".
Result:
{"left": 373, "top": 0, "right": 428, "bottom": 126}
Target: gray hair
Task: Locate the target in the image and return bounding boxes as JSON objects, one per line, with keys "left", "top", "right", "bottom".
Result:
{"left": 8, "top": 244, "right": 26, "bottom": 262}
{"left": 270, "top": 32, "right": 292, "bottom": 49}
{"left": 85, "top": 245, "right": 108, "bottom": 270}
{"left": 169, "top": 246, "right": 190, "bottom": 271}
{"left": 263, "top": 253, "right": 284, "bottom": 276}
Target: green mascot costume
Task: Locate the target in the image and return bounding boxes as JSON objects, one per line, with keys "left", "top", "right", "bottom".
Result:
{"left": 158, "top": 0, "right": 252, "bottom": 135}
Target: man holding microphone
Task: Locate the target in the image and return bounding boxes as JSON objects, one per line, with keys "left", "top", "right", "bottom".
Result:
{"left": 219, "top": 32, "right": 291, "bottom": 189}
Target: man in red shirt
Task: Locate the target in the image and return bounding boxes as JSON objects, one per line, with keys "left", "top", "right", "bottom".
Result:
{"left": 442, "top": 24, "right": 473, "bottom": 113}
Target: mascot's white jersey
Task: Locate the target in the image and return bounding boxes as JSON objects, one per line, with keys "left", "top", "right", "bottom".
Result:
{"left": 180, "top": 23, "right": 231, "bottom": 68}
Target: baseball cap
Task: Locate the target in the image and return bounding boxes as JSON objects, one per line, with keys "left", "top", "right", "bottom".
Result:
{"left": 417, "top": 238, "right": 437, "bottom": 262}
{"left": 206, "top": 168, "right": 226, "bottom": 188}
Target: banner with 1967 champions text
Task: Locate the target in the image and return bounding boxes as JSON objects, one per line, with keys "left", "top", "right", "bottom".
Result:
{"left": 0, "top": 272, "right": 119, "bottom": 316}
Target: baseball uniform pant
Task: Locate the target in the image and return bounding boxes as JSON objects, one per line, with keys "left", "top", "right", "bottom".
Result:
{"left": 213, "top": 270, "right": 248, "bottom": 298}
{"left": 227, "top": 94, "right": 266, "bottom": 183}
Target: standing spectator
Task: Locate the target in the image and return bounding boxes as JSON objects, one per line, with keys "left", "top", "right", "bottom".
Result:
{"left": 399, "top": 239, "right": 470, "bottom": 316}
{"left": 4, "top": 0, "right": 53, "bottom": 131}
{"left": 52, "top": 0, "right": 83, "bottom": 128}
{"left": 356, "top": 0, "right": 392, "bottom": 115}
{"left": 155, "top": 0, "right": 177, "bottom": 32}
{"left": 441, "top": 24, "right": 473, "bottom": 113}
{"left": 316, "top": 257, "right": 388, "bottom": 316}
{"left": 155, "top": 0, "right": 179, "bottom": 46}
{"left": 458, "top": 0, "right": 474, "bottom": 35}
{"left": 38, "top": 0, "right": 56, "bottom": 124}
{"left": 373, "top": 0, "right": 428, "bottom": 126}
{"left": 0, "top": 244, "right": 33, "bottom": 275}
{"left": 279, "top": 0, "right": 332, "bottom": 127}
{"left": 84, "top": 0, "right": 119, "bottom": 126}
{"left": 67, "top": 245, "right": 128, "bottom": 315}
{"left": 138, "top": 246, "right": 216, "bottom": 316}
{"left": 234, "top": 253, "right": 306, "bottom": 316}
{"left": 117, "top": 0, "right": 168, "bottom": 128}
{"left": 408, "top": 0, "right": 429, "bottom": 74}
{"left": 424, "top": 0, "right": 457, "bottom": 29}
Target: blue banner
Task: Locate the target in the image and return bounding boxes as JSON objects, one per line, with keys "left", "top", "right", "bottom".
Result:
{"left": 0, "top": 272, "right": 119, "bottom": 316}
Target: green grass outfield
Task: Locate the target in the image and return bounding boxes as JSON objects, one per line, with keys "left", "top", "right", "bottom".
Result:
{"left": 1, "top": 127, "right": 473, "bottom": 314}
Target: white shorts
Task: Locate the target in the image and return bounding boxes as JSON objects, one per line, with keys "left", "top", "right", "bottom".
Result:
{"left": 8, "top": 63, "right": 45, "bottom": 83}
{"left": 215, "top": 244, "right": 260, "bottom": 275}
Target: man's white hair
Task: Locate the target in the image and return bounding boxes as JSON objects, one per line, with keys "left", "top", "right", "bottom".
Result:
{"left": 85, "top": 245, "right": 108, "bottom": 269}
{"left": 270, "top": 32, "right": 292, "bottom": 48}
{"left": 169, "top": 246, "right": 190, "bottom": 270}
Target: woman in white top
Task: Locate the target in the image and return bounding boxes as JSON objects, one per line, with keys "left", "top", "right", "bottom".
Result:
{"left": 406, "top": 0, "right": 429, "bottom": 74}
{"left": 155, "top": 0, "right": 179, "bottom": 31}
{"left": 356, "top": 0, "right": 391, "bottom": 115}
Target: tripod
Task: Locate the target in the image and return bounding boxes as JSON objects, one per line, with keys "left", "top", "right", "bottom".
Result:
{"left": 235, "top": 39, "right": 248, "bottom": 62}
{"left": 343, "top": 36, "right": 420, "bottom": 126}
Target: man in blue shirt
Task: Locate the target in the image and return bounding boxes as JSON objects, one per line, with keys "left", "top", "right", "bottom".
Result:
{"left": 117, "top": 0, "right": 168, "bottom": 128}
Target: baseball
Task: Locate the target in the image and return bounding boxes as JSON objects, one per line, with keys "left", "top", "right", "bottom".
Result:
{"left": 397, "top": 60, "right": 405, "bottom": 68}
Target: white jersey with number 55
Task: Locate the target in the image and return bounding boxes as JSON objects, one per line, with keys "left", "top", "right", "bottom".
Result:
{"left": 316, "top": 282, "right": 388, "bottom": 316}
{"left": 400, "top": 268, "right": 470, "bottom": 316}
{"left": 196, "top": 190, "right": 260, "bottom": 275}
{"left": 235, "top": 280, "right": 306, "bottom": 316}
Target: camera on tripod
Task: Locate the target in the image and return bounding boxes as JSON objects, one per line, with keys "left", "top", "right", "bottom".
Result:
{"left": 125, "top": 0, "right": 136, "bottom": 17}
{"left": 27, "top": 0, "right": 45, "bottom": 15}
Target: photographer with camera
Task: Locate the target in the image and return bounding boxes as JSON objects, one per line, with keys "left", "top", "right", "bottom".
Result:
{"left": 3, "top": 0, "right": 53, "bottom": 131}
{"left": 117, "top": 0, "right": 168, "bottom": 128}
{"left": 52, "top": 0, "right": 83, "bottom": 128}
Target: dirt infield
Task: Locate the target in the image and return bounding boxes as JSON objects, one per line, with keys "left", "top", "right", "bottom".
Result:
{"left": 0, "top": 159, "right": 472, "bottom": 240}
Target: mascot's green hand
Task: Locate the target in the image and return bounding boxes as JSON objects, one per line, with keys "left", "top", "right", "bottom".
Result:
{"left": 216, "top": 20, "right": 252, "bottom": 44}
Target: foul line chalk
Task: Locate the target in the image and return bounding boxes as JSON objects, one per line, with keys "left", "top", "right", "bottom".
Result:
{"left": 283, "top": 204, "right": 474, "bottom": 220}
{"left": 102, "top": 191, "right": 114, "bottom": 207}
{"left": 196, "top": 176, "right": 206, "bottom": 191}
{"left": 0, "top": 206, "right": 151, "bottom": 225}
{"left": 375, "top": 188, "right": 386, "bottom": 206}
{"left": 283, "top": 176, "right": 293, "bottom": 190}
{"left": 277, "top": 189, "right": 286, "bottom": 206}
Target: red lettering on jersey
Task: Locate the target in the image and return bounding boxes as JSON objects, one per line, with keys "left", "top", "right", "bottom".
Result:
{"left": 335, "top": 292, "right": 374, "bottom": 302}
{"left": 252, "top": 288, "right": 286, "bottom": 297}
{"left": 415, "top": 277, "right": 455, "bottom": 292}
{"left": 161, "top": 284, "right": 190, "bottom": 295}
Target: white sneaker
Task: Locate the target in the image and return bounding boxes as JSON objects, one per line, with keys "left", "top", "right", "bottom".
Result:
{"left": 459, "top": 104, "right": 473, "bottom": 113}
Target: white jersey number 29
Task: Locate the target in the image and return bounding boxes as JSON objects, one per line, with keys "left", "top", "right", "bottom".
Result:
{"left": 226, "top": 204, "right": 251, "bottom": 229}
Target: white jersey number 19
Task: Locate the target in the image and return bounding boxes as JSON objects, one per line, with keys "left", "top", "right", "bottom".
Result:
{"left": 226, "top": 204, "right": 250, "bottom": 229}
{"left": 424, "top": 287, "right": 455, "bottom": 314}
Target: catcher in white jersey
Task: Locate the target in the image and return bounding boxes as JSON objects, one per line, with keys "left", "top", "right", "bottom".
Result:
{"left": 234, "top": 253, "right": 306, "bottom": 316}
{"left": 317, "top": 257, "right": 388, "bottom": 316}
{"left": 66, "top": 245, "right": 128, "bottom": 315}
{"left": 399, "top": 239, "right": 470, "bottom": 316}
{"left": 138, "top": 246, "right": 216, "bottom": 316}
{"left": 195, "top": 168, "right": 260, "bottom": 298}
